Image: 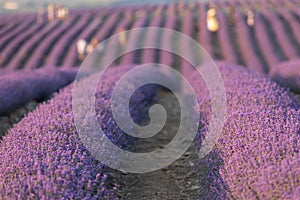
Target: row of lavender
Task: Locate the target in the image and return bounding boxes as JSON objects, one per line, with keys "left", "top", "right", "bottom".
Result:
{"left": 0, "top": 58, "right": 298, "bottom": 199}
{"left": 0, "top": 65, "right": 158, "bottom": 199}
{"left": 0, "top": 4, "right": 159, "bottom": 69}
{"left": 184, "top": 62, "right": 300, "bottom": 199}
{"left": 0, "top": 67, "right": 77, "bottom": 116}
{"left": 1, "top": 0, "right": 300, "bottom": 74}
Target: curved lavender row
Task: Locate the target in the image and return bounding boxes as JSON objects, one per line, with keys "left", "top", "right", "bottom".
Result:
{"left": 198, "top": 3, "right": 214, "bottom": 56}
{"left": 141, "top": 13, "right": 162, "bottom": 64}
{"left": 45, "top": 15, "right": 91, "bottom": 66}
{"left": 234, "top": 11, "right": 265, "bottom": 73}
{"left": 101, "top": 12, "right": 133, "bottom": 66}
{"left": 23, "top": 15, "right": 78, "bottom": 69}
{"left": 0, "top": 20, "right": 21, "bottom": 39}
{"left": 216, "top": 11, "right": 238, "bottom": 64}
{"left": 159, "top": 14, "right": 177, "bottom": 68}
{"left": 62, "top": 17, "right": 103, "bottom": 67}
{"left": 0, "top": 67, "right": 77, "bottom": 115}
{"left": 276, "top": 8, "right": 300, "bottom": 51}
{"left": 0, "top": 65, "right": 157, "bottom": 199}
{"left": 0, "top": 22, "right": 46, "bottom": 66}
{"left": 65, "top": 11, "right": 122, "bottom": 68}
{"left": 0, "top": 16, "right": 36, "bottom": 52}
{"left": 186, "top": 62, "right": 299, "bottom": 199}
{"left": 262, "top": 9, "right": 298, "bottom": 60}
{"left": 269, "top": 59, "right": 300, "bottom": 93}
{"left": 0, "top": 13, "right": 36, "bottom": 27}
{"left": 253, "top": 13, "right": 280, "bottom": 69}
{"left": 6, "top": 21, "right": 61, "bottom": 70}
{"left": 120, "top": 14, "right": 148, "bottom": 65}
{"left": 93, "top": 12, "right": 120, "bottom": 42}
{"left": 180, "top": 11, "right": 195, "bottom": 70}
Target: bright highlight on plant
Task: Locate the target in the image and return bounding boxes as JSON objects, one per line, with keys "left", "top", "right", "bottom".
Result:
{"left": 247, "top": 10, "right": 255, "bottom": 26}
{"left": 207, "top": 7, "right": 219, "bottom": 32}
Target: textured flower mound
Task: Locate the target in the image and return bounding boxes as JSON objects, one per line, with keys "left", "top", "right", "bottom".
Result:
{"left": 186, "top": 62, "right": 300, "bottom": 199}
{"left": 0, "top": 67, "right": 77, "bottom": 116}
{"left": 269, "top": 59, "right": 300, "bottom": 93}
{"left": 0, "top": 65, "right": 157, "bottom": 199}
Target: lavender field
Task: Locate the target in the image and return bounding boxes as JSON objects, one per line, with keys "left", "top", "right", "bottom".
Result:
{"left": 0, "top": 0, "right": 300, "bottom": 199}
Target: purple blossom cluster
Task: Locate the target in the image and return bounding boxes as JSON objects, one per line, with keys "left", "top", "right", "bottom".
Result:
{"left": 185, "top": 62, "right": 299, "bottom": 199}
{"left": 0, "top": 67, "right": 77, "bottom": 115}
{"left": 0, "top": 65, "right": 157, "bottom": 199}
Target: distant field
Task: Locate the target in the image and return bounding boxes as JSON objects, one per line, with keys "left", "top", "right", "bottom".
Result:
{"left": 0, "top": 0, "right": 195, "bottom": 14}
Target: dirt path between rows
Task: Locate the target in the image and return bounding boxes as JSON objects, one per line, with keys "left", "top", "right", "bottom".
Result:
{"left": 109, "top": 91, "right": 205, "bottom": 200}
{"left": 110, "top": 92, "right": 300, "bottom": 200}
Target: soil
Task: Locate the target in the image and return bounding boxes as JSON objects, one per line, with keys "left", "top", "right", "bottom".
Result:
{"left": 109, "top": 91, "right": 204, "bottom": 200}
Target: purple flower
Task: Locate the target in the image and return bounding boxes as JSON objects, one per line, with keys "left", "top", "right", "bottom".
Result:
{"left": 185, "top": 62, "right": 300, "bottom": 199}
{"left": 0, "top": 67, "right": 77, "bottom": 115}
{"left": 0, "top": 65, "right": 157, "bottom": 199}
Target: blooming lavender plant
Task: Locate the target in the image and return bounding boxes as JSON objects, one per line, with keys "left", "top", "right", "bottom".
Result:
{"left": 0, "top": 65, "right": 157, "bottom": 199}
{"left": 185, "top": 62, "right": 299, "bottom": 199}
{"left": 0, "top": 67, "right": 77, "bottom": 115}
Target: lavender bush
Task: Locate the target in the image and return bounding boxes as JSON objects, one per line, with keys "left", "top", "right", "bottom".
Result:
{"left": 185, "top": 62, "right": 299, "bottom": 199}
{"left": 141, "top": 14, "right": 162, "bottom": 64}
{"left": 277, "top": 8, "right": 300, "bottom": 50}
{"left": 0, "top": 67, "right": 77, "bottom": 115}
{"left": 0, "top": 65, "right": 157, "bottom": 199}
